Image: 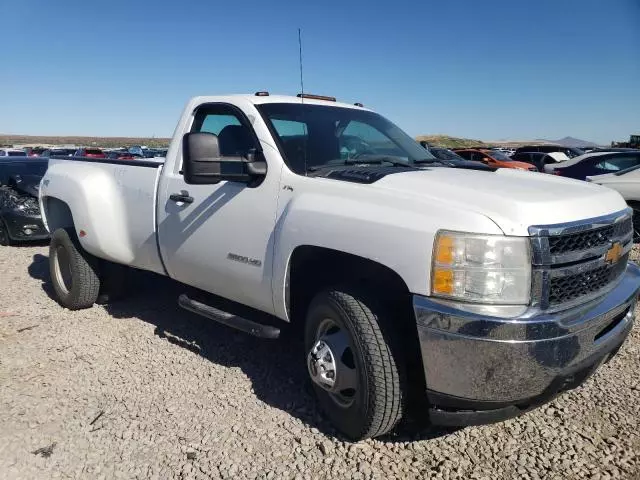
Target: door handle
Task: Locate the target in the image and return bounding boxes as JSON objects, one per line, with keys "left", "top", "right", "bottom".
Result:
{"left": 169, "top": 193, "right": 194, "bottom": 204}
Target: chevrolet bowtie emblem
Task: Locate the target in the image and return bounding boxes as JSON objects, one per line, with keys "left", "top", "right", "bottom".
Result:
{"left": 605, "top": 242, "right": 623, "bottom": 264}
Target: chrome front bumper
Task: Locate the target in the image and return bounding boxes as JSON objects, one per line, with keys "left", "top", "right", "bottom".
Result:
{"left": 414, "top": 262, "right": 640, "bottom": 424}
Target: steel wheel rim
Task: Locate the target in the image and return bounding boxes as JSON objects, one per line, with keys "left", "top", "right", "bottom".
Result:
{"left": 53, "top": 245, "right": 73, "bottom": 294}
{"left": 307, "top": 317, "right": 358, "bottom": 408}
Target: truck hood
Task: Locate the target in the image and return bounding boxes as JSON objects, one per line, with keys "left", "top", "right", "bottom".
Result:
{"left": 374, "top": 167, "right": 627, "bottom": 236}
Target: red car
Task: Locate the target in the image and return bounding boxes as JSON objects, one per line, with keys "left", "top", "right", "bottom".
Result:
{"left": 453, "top": 148, "right": 537, "bottom": 171}
{"left": 27, "top": 147, "right": 46, "bottom": 157}
{"left": 74, "top": 148, "right": 106, "bottom": 159}
{"left": 106, "top": 151, "right": 136, "bottom": 160}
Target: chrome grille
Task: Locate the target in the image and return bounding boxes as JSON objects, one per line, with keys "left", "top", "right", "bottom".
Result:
{"left": 548, "top": 226, "right": 613, "bottom": 254}
{"left": 614, "top": 217, "right": 633, "bottom": 237}
{"left": 548, "top": 254, "right": 629, "bottom": 306}
{"left": 529, "top": 208, "right": 633, "bottom": 311}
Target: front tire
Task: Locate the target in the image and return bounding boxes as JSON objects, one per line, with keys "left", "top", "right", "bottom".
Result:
{"left": 49, "top": 228, "right": 101, "bottom": 310}
{"left": 304, "top": 288, "right": 406, "bottom": 440}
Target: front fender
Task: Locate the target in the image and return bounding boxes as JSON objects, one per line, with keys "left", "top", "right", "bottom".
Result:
{"left": 271, "top": 183, "right": 503, "bottom": 320}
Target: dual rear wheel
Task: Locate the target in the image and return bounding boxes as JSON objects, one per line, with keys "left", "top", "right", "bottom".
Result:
{"left": 49, "top": 228, "right": 127, "bottom": 309}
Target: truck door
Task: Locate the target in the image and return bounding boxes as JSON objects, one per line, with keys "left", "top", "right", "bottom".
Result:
{"left": 156, "top": 103, "right": 280, "bottom": 315}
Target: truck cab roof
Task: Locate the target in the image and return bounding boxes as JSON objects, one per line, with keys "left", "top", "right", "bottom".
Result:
{"left": 190, "top": 94, "right": 370, "bottom": 111}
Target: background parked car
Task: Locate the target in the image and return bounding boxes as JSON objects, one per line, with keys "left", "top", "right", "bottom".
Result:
{"left": 106, "top": 150, "right": 136, "bottom": 160}
{"left": 589, "top": 147, "right": 640, "bottom": 153}
{"left": 586, "top": 165, "right": 640, "bottom": 240}
{"left": 154, "top": 148, "right": 168, "bottom": 157}
{"left": 0, "top": 158, "right": 49, "bottom": 245}
{"left": 510, "top": 151, "right": 569, "bottom": 172}
{"left": 26, "top": 147, "right": 46, "bottom": 157}
{"left": 490, "top": 147, "right": 515, "bottom": 156}
{"left": 546, "top": 151, "right": 640, "bottom": 180}
{"left": 514, "top": 144, "right": 585, "bottom": 158}
{"left": 74, "top": 147, "right": 106, "bottom": 158}
{"left": 41, "top": 148, "right": 76, "bottom": 157}
{"left": 453, "top": 148, "right": 537, "bottom": 171}
{"left": 425, "top": 146, "right": 495, "bottom": 171}
{"left": 0, "top": 149, "right": 27, "bottom": 157}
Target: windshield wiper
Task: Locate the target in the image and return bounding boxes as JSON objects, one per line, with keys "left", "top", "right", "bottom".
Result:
{"left": 342, "top": 155, "right": 413, "bottom": 167}
{"left": 308, "top": 155, "right": 414, "bottom": 172}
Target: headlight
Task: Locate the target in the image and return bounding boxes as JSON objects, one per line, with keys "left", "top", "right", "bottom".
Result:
{"left": 431, "top": 231, "right": 531, "bottom": 304}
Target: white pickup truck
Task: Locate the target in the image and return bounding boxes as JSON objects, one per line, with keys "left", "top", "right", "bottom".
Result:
{"left": 39, "top": 93, "right": 640, "bottom": 440}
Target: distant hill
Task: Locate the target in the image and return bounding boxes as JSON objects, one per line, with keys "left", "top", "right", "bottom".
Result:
{"left": 534, "top": 136, "right": 599, "bottom": 148}
{"left": 0, "top": 134, "right": 170, "bottom": 149}
{"left": 418, "top": 134, "right": 601, "bottom": 149}
{"left": 415, "top": 135, "right": 487, "bottom": 149}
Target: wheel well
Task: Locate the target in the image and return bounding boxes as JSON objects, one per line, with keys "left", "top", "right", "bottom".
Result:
{"left": 42, "top": 197, "right": 74, "bottom": 232}
{"left": 288, "top": 245, "right": 428, "bottom": 407}
{"left": 287, "top": 246, "right": 411, "bottom": 324}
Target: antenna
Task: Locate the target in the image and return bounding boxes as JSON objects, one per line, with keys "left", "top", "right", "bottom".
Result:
{"left": 298, "top": 28, "right": 308, "bottom": 176}
{"left": 298, "top": 28, "right": 305, "bottom": 97}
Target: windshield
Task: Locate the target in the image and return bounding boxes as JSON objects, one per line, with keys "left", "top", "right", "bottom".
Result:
{"left": 256, "top": 103, "right": 435, "bottom": 173}
{"left": 567, "top": 147, "right": 585, "bottom": 158}
{"left": 487, "top": 150, "right": 512, "bottom": 161}
{"left": 430, "top": 148, "right": 463, "bottom": 161}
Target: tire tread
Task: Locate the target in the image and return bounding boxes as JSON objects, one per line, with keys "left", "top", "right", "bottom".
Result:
{"left": 49, "top": 228, "right": 100, "bottom": 310}
{"left": 325, "top": 288, "right": 405, "bottom": 439}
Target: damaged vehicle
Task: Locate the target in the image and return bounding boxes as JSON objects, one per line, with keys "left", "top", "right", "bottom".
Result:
{"left": 0, "top": 158, "right": 49, "bottom": 245}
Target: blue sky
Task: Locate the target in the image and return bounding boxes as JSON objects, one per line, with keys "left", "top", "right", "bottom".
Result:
{"left": 1, "top": 0, "right": 638, "bottom": 144}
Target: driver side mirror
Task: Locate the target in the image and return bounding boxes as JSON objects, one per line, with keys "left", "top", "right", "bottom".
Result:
{"left": 182, "top": 132, "right": 267, "bottom": 186}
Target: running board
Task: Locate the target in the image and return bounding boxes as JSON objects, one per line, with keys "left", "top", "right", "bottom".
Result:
{"left": 178, "top": 294, "right": 280, "bottom": 339}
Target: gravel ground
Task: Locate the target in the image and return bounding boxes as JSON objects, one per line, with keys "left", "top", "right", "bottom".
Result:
{"left": 1, "top": 243, "right": 639, "bottom": 480}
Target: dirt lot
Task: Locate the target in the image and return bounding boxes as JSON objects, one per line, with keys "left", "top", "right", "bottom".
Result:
{"left": 1, "top": 243, "right": 639, "bottom": 479}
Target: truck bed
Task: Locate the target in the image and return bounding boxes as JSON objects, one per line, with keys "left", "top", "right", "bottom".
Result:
{"left": 44, "top": 157, "right": 166, "bottom": 274}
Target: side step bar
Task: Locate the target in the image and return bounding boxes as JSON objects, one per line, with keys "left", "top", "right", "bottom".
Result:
{"left": 178, "top": 294, "right": 280, "bottom": 339}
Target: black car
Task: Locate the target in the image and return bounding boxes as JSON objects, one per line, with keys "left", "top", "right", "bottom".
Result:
{"left": 426, "top": 146, "right": 495, "bottom": 171}
{"left": 547, "top": 151, "right": 640, "bottom": 180}
{"left": 514, "top": 144, "right": 585, "bottom": 159}
{"left": 41, "top": 148, "right": 76, "bottom": 157}
{"left": 0, "top": 158, "right": 49, "bottom": 245}
{"left": 510, "top": 152, "right": 565, "bottom": 172}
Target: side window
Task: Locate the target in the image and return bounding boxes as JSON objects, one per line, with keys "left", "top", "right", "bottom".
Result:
{"left": 339, "top": 120, "right": 403, "bottom": 159}
{"left": 594, "top": 155, "right": 640, "bottom": 172}
{"left": 456, "top": 151, "right": 472, "bottom": 160}
{"left": 199, "top": 114, "right": 240, "bottom": 135}
{"left": 191, "top": 106, "right": 256, "bottom": 157}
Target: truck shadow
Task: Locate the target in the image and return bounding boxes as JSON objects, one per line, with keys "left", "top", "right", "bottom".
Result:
{"left": 28, "top": 253, "right": 454, "bottom": 443}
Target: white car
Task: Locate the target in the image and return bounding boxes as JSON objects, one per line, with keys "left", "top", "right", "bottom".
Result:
{"left": 38, "top": 93, "right": 640, "bottom": 440}
{"left": 0, "top": 149, "right": 27, "bottom": 157}
{"left": 587, "top": 165, "right": 640, "bottom": 239}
